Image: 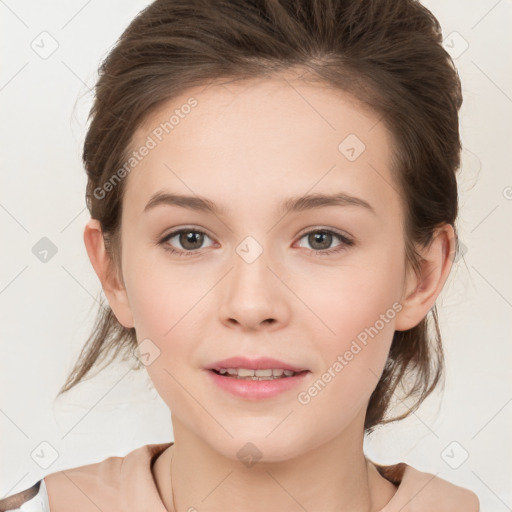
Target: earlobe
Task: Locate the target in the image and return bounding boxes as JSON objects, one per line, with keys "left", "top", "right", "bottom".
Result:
{"left": 83, "top": 218, "right": 135, "bottom": 329}
{"left": 394, "top": 224, "right": 456, "bottom": 332}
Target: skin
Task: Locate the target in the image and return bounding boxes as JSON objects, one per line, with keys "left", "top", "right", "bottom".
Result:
{"left": 83, "top": 70, "right": 455, "bottom": 512}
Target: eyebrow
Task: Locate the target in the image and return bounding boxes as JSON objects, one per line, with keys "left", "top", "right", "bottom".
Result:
{"left": 143, "top": 191, "right": 376, "bottom": 216}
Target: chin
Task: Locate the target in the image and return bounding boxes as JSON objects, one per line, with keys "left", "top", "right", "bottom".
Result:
{"left": 206, "top": 433, "right": 312, "bottom": 466}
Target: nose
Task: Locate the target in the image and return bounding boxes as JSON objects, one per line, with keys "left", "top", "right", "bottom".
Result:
{"left": 217, "top": 246, "right": 290, "bottom": 331}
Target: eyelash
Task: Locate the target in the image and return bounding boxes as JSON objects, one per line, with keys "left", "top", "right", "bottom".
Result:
{"left": 157, "top": 227, "right": 355, "bottom": 257}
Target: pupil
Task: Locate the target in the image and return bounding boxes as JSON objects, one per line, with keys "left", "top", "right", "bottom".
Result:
{"left": 181, "top": 231, "right": 202, "bottom": 250}
{"left": 310, "top": 231, "right": 331, "bottom": 250}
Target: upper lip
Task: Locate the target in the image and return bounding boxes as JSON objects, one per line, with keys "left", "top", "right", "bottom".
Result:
{"left": 207, "top": 356, "right": 308, "bottom": 372}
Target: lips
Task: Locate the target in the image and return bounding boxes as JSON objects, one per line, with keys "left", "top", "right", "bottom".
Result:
{"left": 206, "top": 363, "right": 310, "bottom": 399}
{"left": 206, "top": 356, "right": 307, "bottom": 373}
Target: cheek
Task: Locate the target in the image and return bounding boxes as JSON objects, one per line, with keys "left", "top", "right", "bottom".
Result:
{"left": 314, "top": 299, "right": 397, "bottom": 400}
{"left": 299, "top": 255, "right": 402, "bottom": 357}
{"left": 325, "top": 281, "right": 400, "bottom": 364}
{"left": 293, "top": 304, "right": 397, "bottom": 441}
{"left": 123, "top": 256, "right": 209, "bottom": 403}
{"left": 124, "top": 248, "right": 205, "bottom": 338}
{"left": 295, "top": 256, "right": 402, "bottom": 410}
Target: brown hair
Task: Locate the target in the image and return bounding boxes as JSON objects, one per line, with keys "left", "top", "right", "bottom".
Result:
{"left": 56, "top": 0, "right": 463, "bottom": 435}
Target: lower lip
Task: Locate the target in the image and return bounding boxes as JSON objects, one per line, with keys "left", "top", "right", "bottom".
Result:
{"left": 206, "top": 370, "right": 310, "bottom": 400}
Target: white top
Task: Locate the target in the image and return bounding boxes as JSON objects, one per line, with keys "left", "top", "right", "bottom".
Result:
{"left": 0, "top": 480, "right": 50, "bottom": 512}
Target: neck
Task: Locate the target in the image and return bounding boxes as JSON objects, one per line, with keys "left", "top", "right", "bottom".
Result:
{"left": 152, "top": 415, "right": 397, "bottom": 512}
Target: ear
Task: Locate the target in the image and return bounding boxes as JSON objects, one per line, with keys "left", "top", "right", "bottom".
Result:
{"left": 83, "top": 218, "right": 135, "bottom": 329}
{"left": 394, "top": 224, "right": 456, "bottom": 332}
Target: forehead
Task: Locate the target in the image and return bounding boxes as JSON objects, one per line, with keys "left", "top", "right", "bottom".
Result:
{"left": 123, "top": 74, "right": 399, "bottom": 219}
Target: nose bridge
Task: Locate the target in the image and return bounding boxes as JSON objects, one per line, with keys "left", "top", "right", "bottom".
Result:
{"left": 235, "top": 234, "right": 266, "bottom": 267}
{"left": 231, "top": 233, "right": 274, "bottom": 301}
{"left": 218, "top": 233, "right": 287, "bottom": 328}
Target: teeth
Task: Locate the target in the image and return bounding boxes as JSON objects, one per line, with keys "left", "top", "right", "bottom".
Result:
{"left": 216, "top": 368, "right": 299, "bottom": 380}
{"left": 239, "top": 368, "right": 257, "bottom": 377}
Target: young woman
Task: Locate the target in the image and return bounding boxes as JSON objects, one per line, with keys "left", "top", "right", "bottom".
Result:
{"left": 0, "top": 0, "right": 480, "bottom": 510}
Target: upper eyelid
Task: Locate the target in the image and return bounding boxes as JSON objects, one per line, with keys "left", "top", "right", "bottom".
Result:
{"left": 162, "top": 227, "right": 215, "bottom": 243}
{"left": 161, "top": 226, "right": 353, "bottom": 246}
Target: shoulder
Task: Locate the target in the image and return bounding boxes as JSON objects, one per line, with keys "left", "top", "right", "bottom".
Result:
{"left": 42, "top": 451, "right": 125, "bottom": 512}
{"left": 0, "top": 455, "right": 124, "bottom": 512}
{"left": 0, "top": 443, "right": 170, "bottom": 512}
{"left": 371, "top": 460, "right": 480, "bottom": 512}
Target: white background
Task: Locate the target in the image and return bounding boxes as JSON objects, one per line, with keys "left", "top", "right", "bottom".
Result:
{"left": 1, "top": 0, "right": 511, "bottom": 509}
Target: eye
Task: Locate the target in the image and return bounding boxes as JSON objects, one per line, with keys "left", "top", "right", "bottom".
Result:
{"left": 296, "top": 229, "right": 354, "bottom": 256}
{"left": 158, "top": 227, "right": 354, "bottom": 257}
{"left": 158, "top": 228, "right": 214, "bottom": 256}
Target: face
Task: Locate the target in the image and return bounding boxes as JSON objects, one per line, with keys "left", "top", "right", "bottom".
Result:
{"left": 115, "top": 73, "right": 411, "bottom": 461}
